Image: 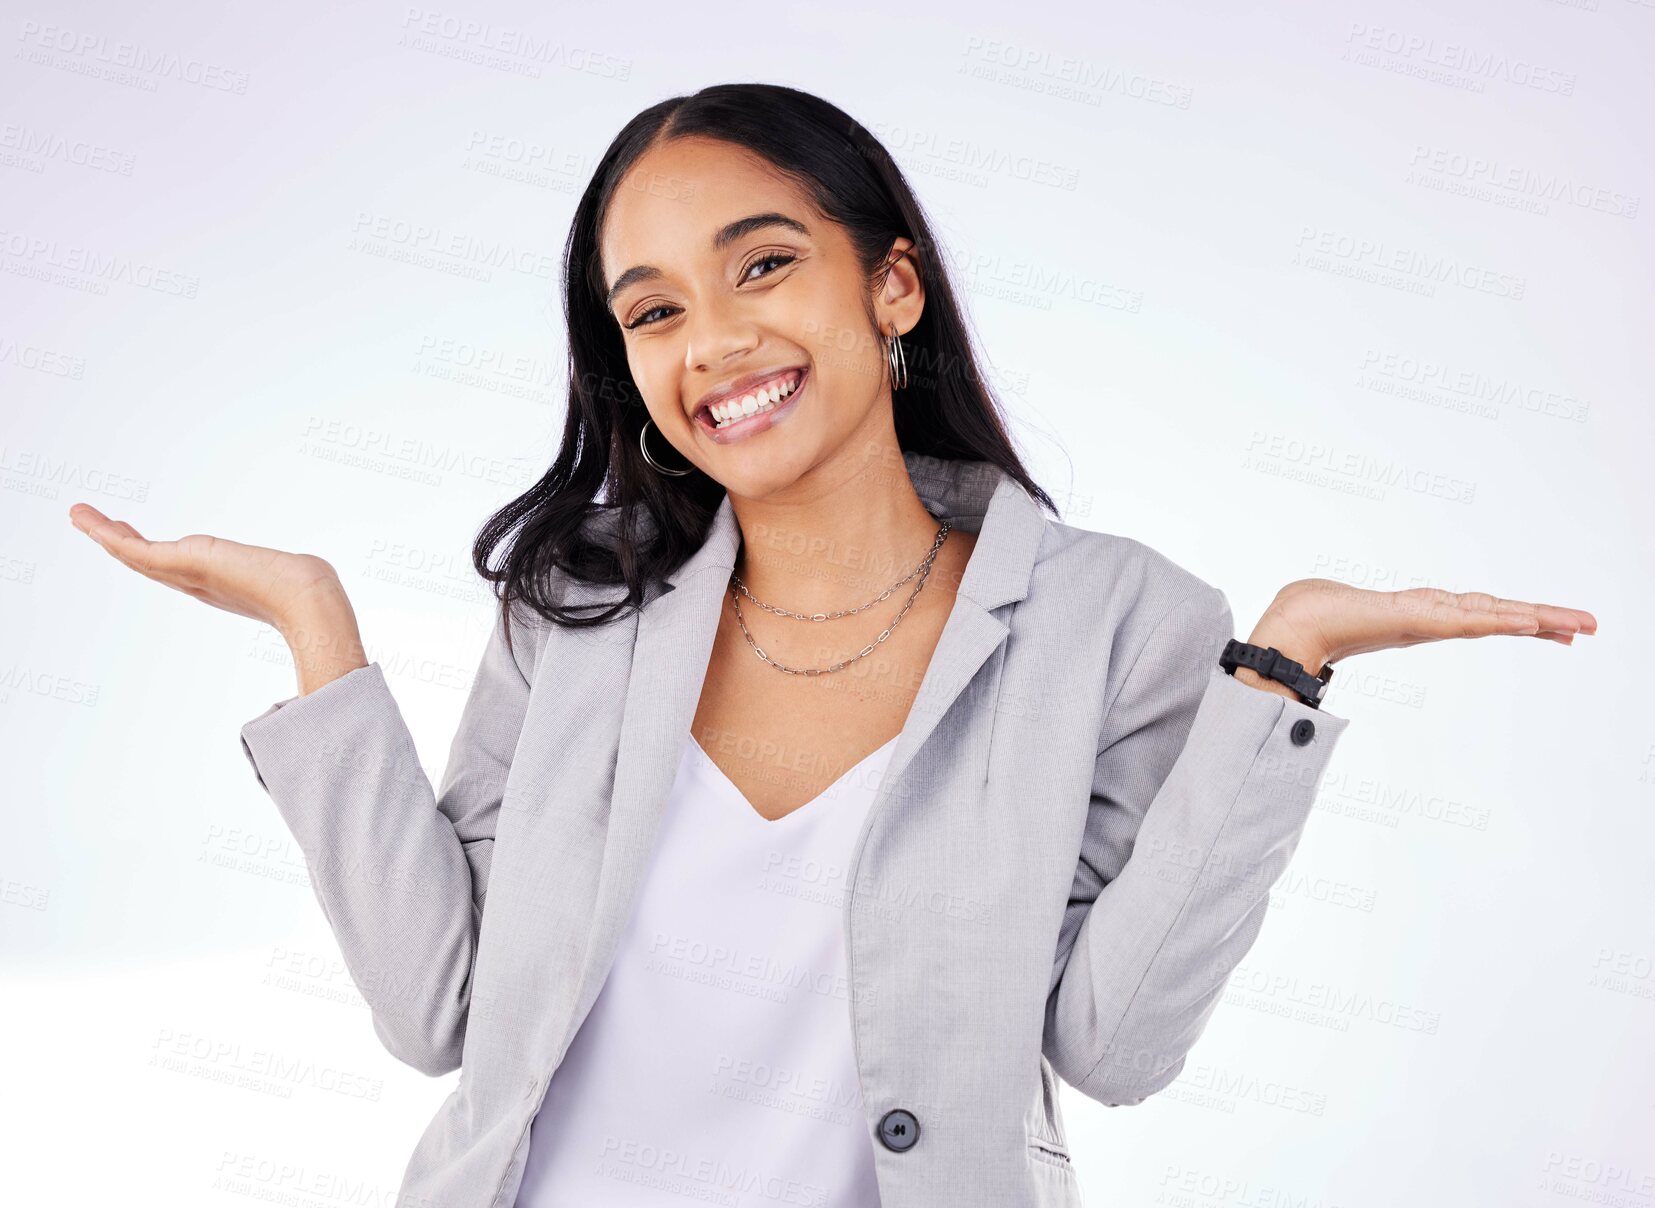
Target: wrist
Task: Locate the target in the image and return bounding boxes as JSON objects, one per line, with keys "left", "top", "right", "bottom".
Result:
{"left": 278, "top": 610, "right": 368, "bottom": 696}
{"left": 1244, "top": 622, "right": 1328, "bottom": 678}
{"left": 1230, "top": 665, "right": 1303, "bottom": 701}
{"left": 1229, "top": 627, "right": 1329, "bottom": 703}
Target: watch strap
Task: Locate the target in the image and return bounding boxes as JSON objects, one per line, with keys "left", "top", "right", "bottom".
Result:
{"left": 1219, "top": 638, "right": 1333, "bottom": 709}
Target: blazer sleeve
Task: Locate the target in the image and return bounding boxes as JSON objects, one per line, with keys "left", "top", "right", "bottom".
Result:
{"left": 1042, "top": 584, "right": 1351, "bottom": 1106}
{"left": 237, "top": 604, "right": 534, "bottom": 1077}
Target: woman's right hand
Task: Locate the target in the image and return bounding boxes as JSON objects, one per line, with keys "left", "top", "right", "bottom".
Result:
{"left": 67, "top": 502, "right": 354, "bottom": 642}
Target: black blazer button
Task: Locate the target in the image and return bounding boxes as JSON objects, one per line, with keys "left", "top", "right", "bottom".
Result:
{"left": 877, "top": 1108, "right": 920, "bottom": 1152}
{"left": 1290, "top": 718, "right": 1316, "bottom": 746}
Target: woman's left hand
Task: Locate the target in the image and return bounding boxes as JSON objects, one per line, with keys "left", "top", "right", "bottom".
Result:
{"left": 1244, "top": 580, "right": 1598, "bottom": 686}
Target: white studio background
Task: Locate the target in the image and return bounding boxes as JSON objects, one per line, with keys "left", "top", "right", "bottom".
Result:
{"left": 3, "top": 1, "right": 1650, "bottom": 1205}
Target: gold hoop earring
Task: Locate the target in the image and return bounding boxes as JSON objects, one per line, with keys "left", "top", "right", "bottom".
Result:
{"left": 639, "top": 418, "right": 693, "bottom": 476}
{"left": 886, "top": 324, "right": 910, "bottom": 391}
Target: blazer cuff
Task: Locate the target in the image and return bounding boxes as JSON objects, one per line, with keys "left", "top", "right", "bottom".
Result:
{"left": 1200, "top": 661, "right": 1351, "bottom": 755}
{"left": 238, "top": 661, "right": 394, "bottom": 796}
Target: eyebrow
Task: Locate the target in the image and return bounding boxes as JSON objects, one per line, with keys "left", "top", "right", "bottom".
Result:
{"left": 605, "top": 212, "right": 811, "bottom": 309}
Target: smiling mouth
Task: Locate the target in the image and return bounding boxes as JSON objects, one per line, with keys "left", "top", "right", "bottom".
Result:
{"left": 694, "top": 367, "right": 808, "bottom": 431}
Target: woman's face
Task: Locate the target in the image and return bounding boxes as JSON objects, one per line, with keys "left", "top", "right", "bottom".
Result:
{"left": 599, "top": 134, "right": 923, "bottom": 499}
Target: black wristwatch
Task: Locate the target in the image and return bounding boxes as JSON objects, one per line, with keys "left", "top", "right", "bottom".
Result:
{"left": 1219, "top": 639, "right": 1333, "bottom": 709}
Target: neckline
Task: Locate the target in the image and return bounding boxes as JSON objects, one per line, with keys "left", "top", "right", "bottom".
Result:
{"left": 688, "top": 734, "right": 899, "bottom": 826}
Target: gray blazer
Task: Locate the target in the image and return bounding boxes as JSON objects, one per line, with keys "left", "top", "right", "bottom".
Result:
{"left": 239, "top": 449, "right": 1351, "bottom": 1208}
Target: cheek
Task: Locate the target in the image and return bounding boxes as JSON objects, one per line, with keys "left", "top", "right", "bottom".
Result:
{"left": 790, "top": 281, "right": 882, "bottom": 382}
{"left": 625, "top": 350, "right": 689, "bottom": 430}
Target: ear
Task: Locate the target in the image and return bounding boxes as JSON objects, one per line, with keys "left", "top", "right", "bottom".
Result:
{"left": 873, "top": 237, "right": 925, "bottom": 339}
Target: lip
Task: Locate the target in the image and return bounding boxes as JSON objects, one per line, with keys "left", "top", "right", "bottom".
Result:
{"left": 693, "top": 366, "right": 810, "bottom": 445}
{"left": 694, "top": 364, "right": 806, "bottom": 418}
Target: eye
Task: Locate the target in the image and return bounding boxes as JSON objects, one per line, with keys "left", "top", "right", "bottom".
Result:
{"left": 624, "top": 303, "right": 678, "bottom": 330}
{"left": 742, "top": 251, "right": 796, "bottom": 281}
{"left": 622, "top": 253, "right": 798, "bottom": 331}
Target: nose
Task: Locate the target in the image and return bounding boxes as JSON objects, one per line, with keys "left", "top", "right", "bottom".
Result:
{"left": 682, "top": 293, "right": 759, "bottom": 373}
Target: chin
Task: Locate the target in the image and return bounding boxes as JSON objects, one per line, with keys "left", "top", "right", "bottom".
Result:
{"left": 708, "top": 455, "right": 817, "bottom": 502}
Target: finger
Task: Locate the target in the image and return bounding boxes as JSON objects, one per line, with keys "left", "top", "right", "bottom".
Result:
{"left": 87, "top": 521, "right": 149, "bottom": 550}
{"left": 78, "top": 520, "right": 187, "bottom": 582}
{"left": 70, "top": 503, "right": 143, "bottom": 536}
{"left": 78, "top": 515, "right": 122, "bottom": 551}
{"left": 1496, "top": 602, "right": 1590, "bottom": 636}
{"left": 1444, "top": 592, "right": 1591, "bottom": 638}
{"left": 69, "top": 503, "right": 110, "bottom": 535}
{"left": 114, "top": 537, "right": 186, "bottom": 580}
{"left": 1450, "top": 591, "right": 1546, "bottom": 620}
{"left": 1534, "top": 603, "right": 1596, "bottom": 634}
{"left": 1407, "top": 591, "right": 1543, "bottom": 638}
{"left": 1478, "top": 594, "right": 1595, "bottom": 634}
{"left": 70, "top": 504, "right": 126, "bottom": 542}
{"left": 1425, "top": 588, "right": 1589, "bottom": 646}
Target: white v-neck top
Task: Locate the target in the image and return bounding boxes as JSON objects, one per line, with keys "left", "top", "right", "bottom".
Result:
{"left": 515, "top": 729, "right": 900, "bottom": 1208}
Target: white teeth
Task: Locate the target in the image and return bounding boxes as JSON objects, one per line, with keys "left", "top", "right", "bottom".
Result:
{"left": 708, "top": 373, "right": 801, "bottom": 428}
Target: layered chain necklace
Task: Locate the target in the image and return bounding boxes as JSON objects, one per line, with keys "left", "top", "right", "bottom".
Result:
{"left": 728, "top": 515, "right": 953, "bottom": 676}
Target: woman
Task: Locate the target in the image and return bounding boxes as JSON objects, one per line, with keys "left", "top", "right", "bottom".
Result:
{"left": 68, "top": 84, "right": 1594, "bottom": 1208}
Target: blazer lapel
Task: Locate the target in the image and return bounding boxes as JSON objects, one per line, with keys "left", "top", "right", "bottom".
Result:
{"left": 558, "top": 488, "right": 740, "bottom": 1044}
{"left": 880, "top": 459, "right": 1047, "bottom": 788}
{"left": 558, "top": 451, "right": 1047, "bottom": 1052}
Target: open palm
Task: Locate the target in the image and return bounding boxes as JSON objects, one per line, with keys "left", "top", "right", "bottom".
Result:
{"left": 67, "top": 502, "right": 348, "bottom": 634}
{"left": 1260, "top": 579, "right": 1598, "bottom": 672}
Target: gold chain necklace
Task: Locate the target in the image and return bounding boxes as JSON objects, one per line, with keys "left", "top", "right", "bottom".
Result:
{"left": 728, "top": 517, "right": 952, "bottom": 676}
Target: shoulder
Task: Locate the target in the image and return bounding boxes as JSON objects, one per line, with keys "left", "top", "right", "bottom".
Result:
{"left": 495, "top": 503, "right": 654, "bottom": 673}
{"left": 495, "top": 596, "right": 549, "bottom": 682}
{"left": 1024, "top": 518, "right": 1235, "bottom": 713}
{"left": 1030, "top": 520, "right": 1235, "bottom": 740}
{"left": 1034, "top": 518, "right": 1228, "bottom": 633}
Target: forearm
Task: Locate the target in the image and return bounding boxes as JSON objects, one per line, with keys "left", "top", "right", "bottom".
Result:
{"left": 1050, "top": 668, "right": 1351, "bottom": 1104}
{"left": 239, "top": 662, "right": 482, "bottom": 1076}
{"left": 236, "top": 604, "right": 533, "bottom": 1078}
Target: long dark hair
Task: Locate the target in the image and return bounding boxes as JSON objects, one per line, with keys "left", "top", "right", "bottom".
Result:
{"left": 474, "top": 82, "right": 1055, "bottom": 651}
